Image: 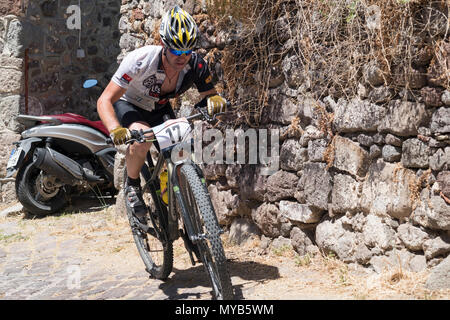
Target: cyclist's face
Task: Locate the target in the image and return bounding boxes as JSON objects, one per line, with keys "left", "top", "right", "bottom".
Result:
{"left": 165, "top": 47, "right": 191, "bottom": 71}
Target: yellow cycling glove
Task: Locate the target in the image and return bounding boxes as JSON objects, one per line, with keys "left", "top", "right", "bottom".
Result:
{"left": 110, "top": 126, "right": 131, "bottom": 145}
{"left": 207, "top": 95, "right": 227, "bottom": 116}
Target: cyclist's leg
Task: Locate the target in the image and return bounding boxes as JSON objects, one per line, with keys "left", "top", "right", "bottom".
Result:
{"left": 113, "top": 100, "right": 151, "bottom": 179}
{"left": 126, "top": 121, "right": 152, "bottom": 179}
{"left": 113, "top": 101, "right": 174, "bottom": 219}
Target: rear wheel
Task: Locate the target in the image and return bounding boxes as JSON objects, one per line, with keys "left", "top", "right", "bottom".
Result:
{"left": 178, "top": 164, "right": 234, "bottom": 300}
{"left": 124, "top": 168, "right": 173, "bottom": 280}
{"left": 16, "top": 159, "right": 68, "bottom": 216}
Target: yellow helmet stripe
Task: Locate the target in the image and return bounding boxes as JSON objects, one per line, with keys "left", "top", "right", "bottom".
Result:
{"left": 175, "top": 13, "right": 184, "bottom": 44}
{"left": 182, "top": 16, "right": 191, "bottom": 42}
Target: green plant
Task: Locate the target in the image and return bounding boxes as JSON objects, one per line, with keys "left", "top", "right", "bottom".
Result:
{"left": 294, "top": 253, "right": 312, "bottom": 267}
{"left": 272, "top": 244, "right": 292, "bottom": 256}
{"left": 345, "top": 0, "right": 359, "bottom": 23}
{"left": 338, "top": 267, "right": 350, "bottom": 286}
{"left": 0, "top": 232, "right": 29, "bottom": 243}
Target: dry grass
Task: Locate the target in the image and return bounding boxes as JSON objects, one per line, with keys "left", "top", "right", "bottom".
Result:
{"left": 206, "top": 0, "right": 449, "bottom": 126}
{"left": 393, "top": 164, "right": 433, "bottom": 210}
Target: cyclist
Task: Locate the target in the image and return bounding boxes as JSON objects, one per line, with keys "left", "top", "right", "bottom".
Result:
{"left": 97, "top": 6, "right": 227, "bottom": 222}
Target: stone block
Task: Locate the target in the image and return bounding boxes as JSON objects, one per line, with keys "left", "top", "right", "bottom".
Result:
{"left": 316, "top": 216, "right": 371, "bottom": 263}
{"left": 382, "top": 145, "right": 401, "bottom": 162}
{"left": 378, "top": 100, "right": 429, "bottom": 137}
{"left": 265, "top": 170, "right": 298, "bottom": 202}
{"left": 4, "top": 19, "right": 23, "bottom": 57}
{"left": 333, "top": 136, "right": 370, "bottom": 177}
{"left": 290, "top": 227, "right": 318, "bottom": 256}
{"left": 251, "top": 202, "right": 281, "bottom": 238}
{"left": 301, "top": 162, "right": 331, "bottom": 211}
{"left": 307, "top": 139, "right": 327, "bottom": 162}
{"left": 0, "top": 129, "right": 21, "bottom": 177}
{"left": 0, "top": 68, "right": 22, "bottom": 94}
{"left": 0, "top": 95, "right": 23, "bottom": 131}
{"left": 397, "top": 223, "right": 430, "bottom": 251}
{"left": 401, "top": 138, "right": 430, "bottom": 169}
{"left": 362, "top": 214, "right": 395, "bottom": 251}
{"left": 279, "top": 200, "right": 323, "bottom": 224}
{"left": 0, "top": 55, "right": 23, "bottom": 70}
{"left": 280, "top": 139, "right": 307, "bottom": 171}
{"left": 412, "top": 188, "right": 450, "bottom": 231}
{"left": 426, "top": 256, "right": 450, "bottom": 290}
{"left": 361, "top": 160, "right": 416, "bottom": 219}
{"left": 430, "top": 107, "right": 450, "bottom": 134}
{"left": 331, "top": 174, "right": 361, "bottom": 214}
{"left": 333, "top": 97, "right": 386, "bottom": 133}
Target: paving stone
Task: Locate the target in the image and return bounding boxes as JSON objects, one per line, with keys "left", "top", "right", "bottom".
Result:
{"left": 117, "top": 279, "right": 144, "bottom": 288}
{"left": 80, "top": 281, "right": 119, "bottom": 297}
{"left": 2, "top": 266, "right": 27, "bottom": 276}
{"left": 36, "top": 240, "right": 58, "bottom": 252}
{"left": 97, "top": 287, "right": 135, "bottom": 299}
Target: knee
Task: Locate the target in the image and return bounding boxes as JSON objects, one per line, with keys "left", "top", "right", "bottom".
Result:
{"left": 128, "top": 141, "right": 151, "bottom": 158}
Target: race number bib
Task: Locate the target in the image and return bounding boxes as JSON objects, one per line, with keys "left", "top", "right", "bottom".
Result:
{"left": 152, "top": 118, "right": 191, "bottom": 150}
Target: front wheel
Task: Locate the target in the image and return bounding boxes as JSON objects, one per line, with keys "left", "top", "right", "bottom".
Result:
{"left": 178, "top": 164, "right": 234, "bottom": 300}
{"left": 15, "top": 159, "right": 68, "bottom": 216}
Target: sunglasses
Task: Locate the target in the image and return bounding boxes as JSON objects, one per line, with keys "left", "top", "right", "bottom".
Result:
{"left": 168, "top": 47, "right": 192, "bottom": 56}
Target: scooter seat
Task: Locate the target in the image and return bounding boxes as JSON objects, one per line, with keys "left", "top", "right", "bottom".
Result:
{"left": 21, "top": 113, "right": 110, "bottom": 137}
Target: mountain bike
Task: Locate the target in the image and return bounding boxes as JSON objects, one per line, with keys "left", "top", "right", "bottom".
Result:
{"left": 123, "top": 103, "right": 234, "bottom": 300}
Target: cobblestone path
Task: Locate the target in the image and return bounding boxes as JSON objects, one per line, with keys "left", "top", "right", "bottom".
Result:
{"left": 0, "top": 204, "right": 287, "bottom": 300}
{"left": 1, "top": 202, "right": 449, "bottom": 300}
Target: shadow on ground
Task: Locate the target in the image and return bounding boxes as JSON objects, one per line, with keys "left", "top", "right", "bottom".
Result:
{"left": 156, "top": 260, "right": 280, "bottom": 300}
{"left": 22, "top": 194, "right": 116, "bottom": 220}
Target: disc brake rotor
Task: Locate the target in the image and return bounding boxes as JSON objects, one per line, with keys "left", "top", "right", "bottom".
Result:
{"left": 35, "top": 172, "right": 60, "bottom": 200}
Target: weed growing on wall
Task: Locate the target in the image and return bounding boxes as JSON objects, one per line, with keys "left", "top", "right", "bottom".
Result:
{"left": 207, "top": 0, "right": 449, "bottom": 126}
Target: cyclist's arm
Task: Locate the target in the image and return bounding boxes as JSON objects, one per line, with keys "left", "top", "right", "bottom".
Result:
{"left": 97, "top": 81, "right": 127, "bottom": 132}
{"left": 98, "top": 48, "right": 145, "bottom": 132}
{"left": 198, "top": 88, "right": 217, "bottom": 99}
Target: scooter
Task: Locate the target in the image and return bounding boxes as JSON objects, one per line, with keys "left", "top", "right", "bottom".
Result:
{"left": 5, "top": 79, "right": 117, "bottom": 216}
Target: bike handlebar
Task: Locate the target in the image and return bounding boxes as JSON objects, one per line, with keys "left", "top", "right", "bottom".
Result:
{"left": 123, "top": 102, "right": 231, "bottom": 145}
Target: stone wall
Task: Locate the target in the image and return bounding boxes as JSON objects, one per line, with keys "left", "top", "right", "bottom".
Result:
{"left": 0, "top": 0, "right": 121, "bottom": 203}
{"left": 0, "top": 0, "right": 25, "bottom": 201}
{"left": 24, "top": 0, "right": 121, "bottom": 117}
{"left": 115, "top": 1, "right": 450, "bottom": 272}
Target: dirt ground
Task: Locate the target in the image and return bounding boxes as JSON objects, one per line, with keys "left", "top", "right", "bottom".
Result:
{"left": 1, "top": 200, "right": 449, "bottom": 300}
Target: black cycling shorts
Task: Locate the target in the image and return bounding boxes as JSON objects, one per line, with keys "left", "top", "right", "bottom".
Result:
{"left": 113, "top": 99, "right": 176, "bottom": 129}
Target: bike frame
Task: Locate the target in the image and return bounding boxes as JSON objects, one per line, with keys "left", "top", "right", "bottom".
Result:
{"left": 137, "top": 132, "right": 208, "bottom": 251}
{"left": 127, "top": 107, "right": 226, "bottom": 264}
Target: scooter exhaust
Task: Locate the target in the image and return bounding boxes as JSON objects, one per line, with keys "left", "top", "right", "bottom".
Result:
{"left": 33, "top": 147, "right": 103, "bottom": 185}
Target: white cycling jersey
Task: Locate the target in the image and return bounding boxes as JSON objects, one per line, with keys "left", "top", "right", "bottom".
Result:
{"left": 112, "top": 45, "right": 214, "bottom": 112}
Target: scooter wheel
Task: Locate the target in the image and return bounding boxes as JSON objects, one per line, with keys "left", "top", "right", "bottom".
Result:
{"left": 16, "top": 160, "right": 68, "bottom": 216}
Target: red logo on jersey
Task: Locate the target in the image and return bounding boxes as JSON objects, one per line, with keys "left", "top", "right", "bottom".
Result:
{"left": 198, "top": 63, "right": 203, "bottom": 69}
{"left": 121, "top": 74, "right": 132, "bottom": 83}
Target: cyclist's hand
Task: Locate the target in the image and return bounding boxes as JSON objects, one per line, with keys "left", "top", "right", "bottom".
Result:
{"left": 109, "top": 126, "right": 131, "bottom": 145}
{"left": 207, "top": 95, "right": 227, "bottom": 116}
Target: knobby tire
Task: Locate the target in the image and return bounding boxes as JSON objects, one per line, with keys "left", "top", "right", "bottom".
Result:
{"left": 179, "top": 164, "right": 234, "bottom": 300}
